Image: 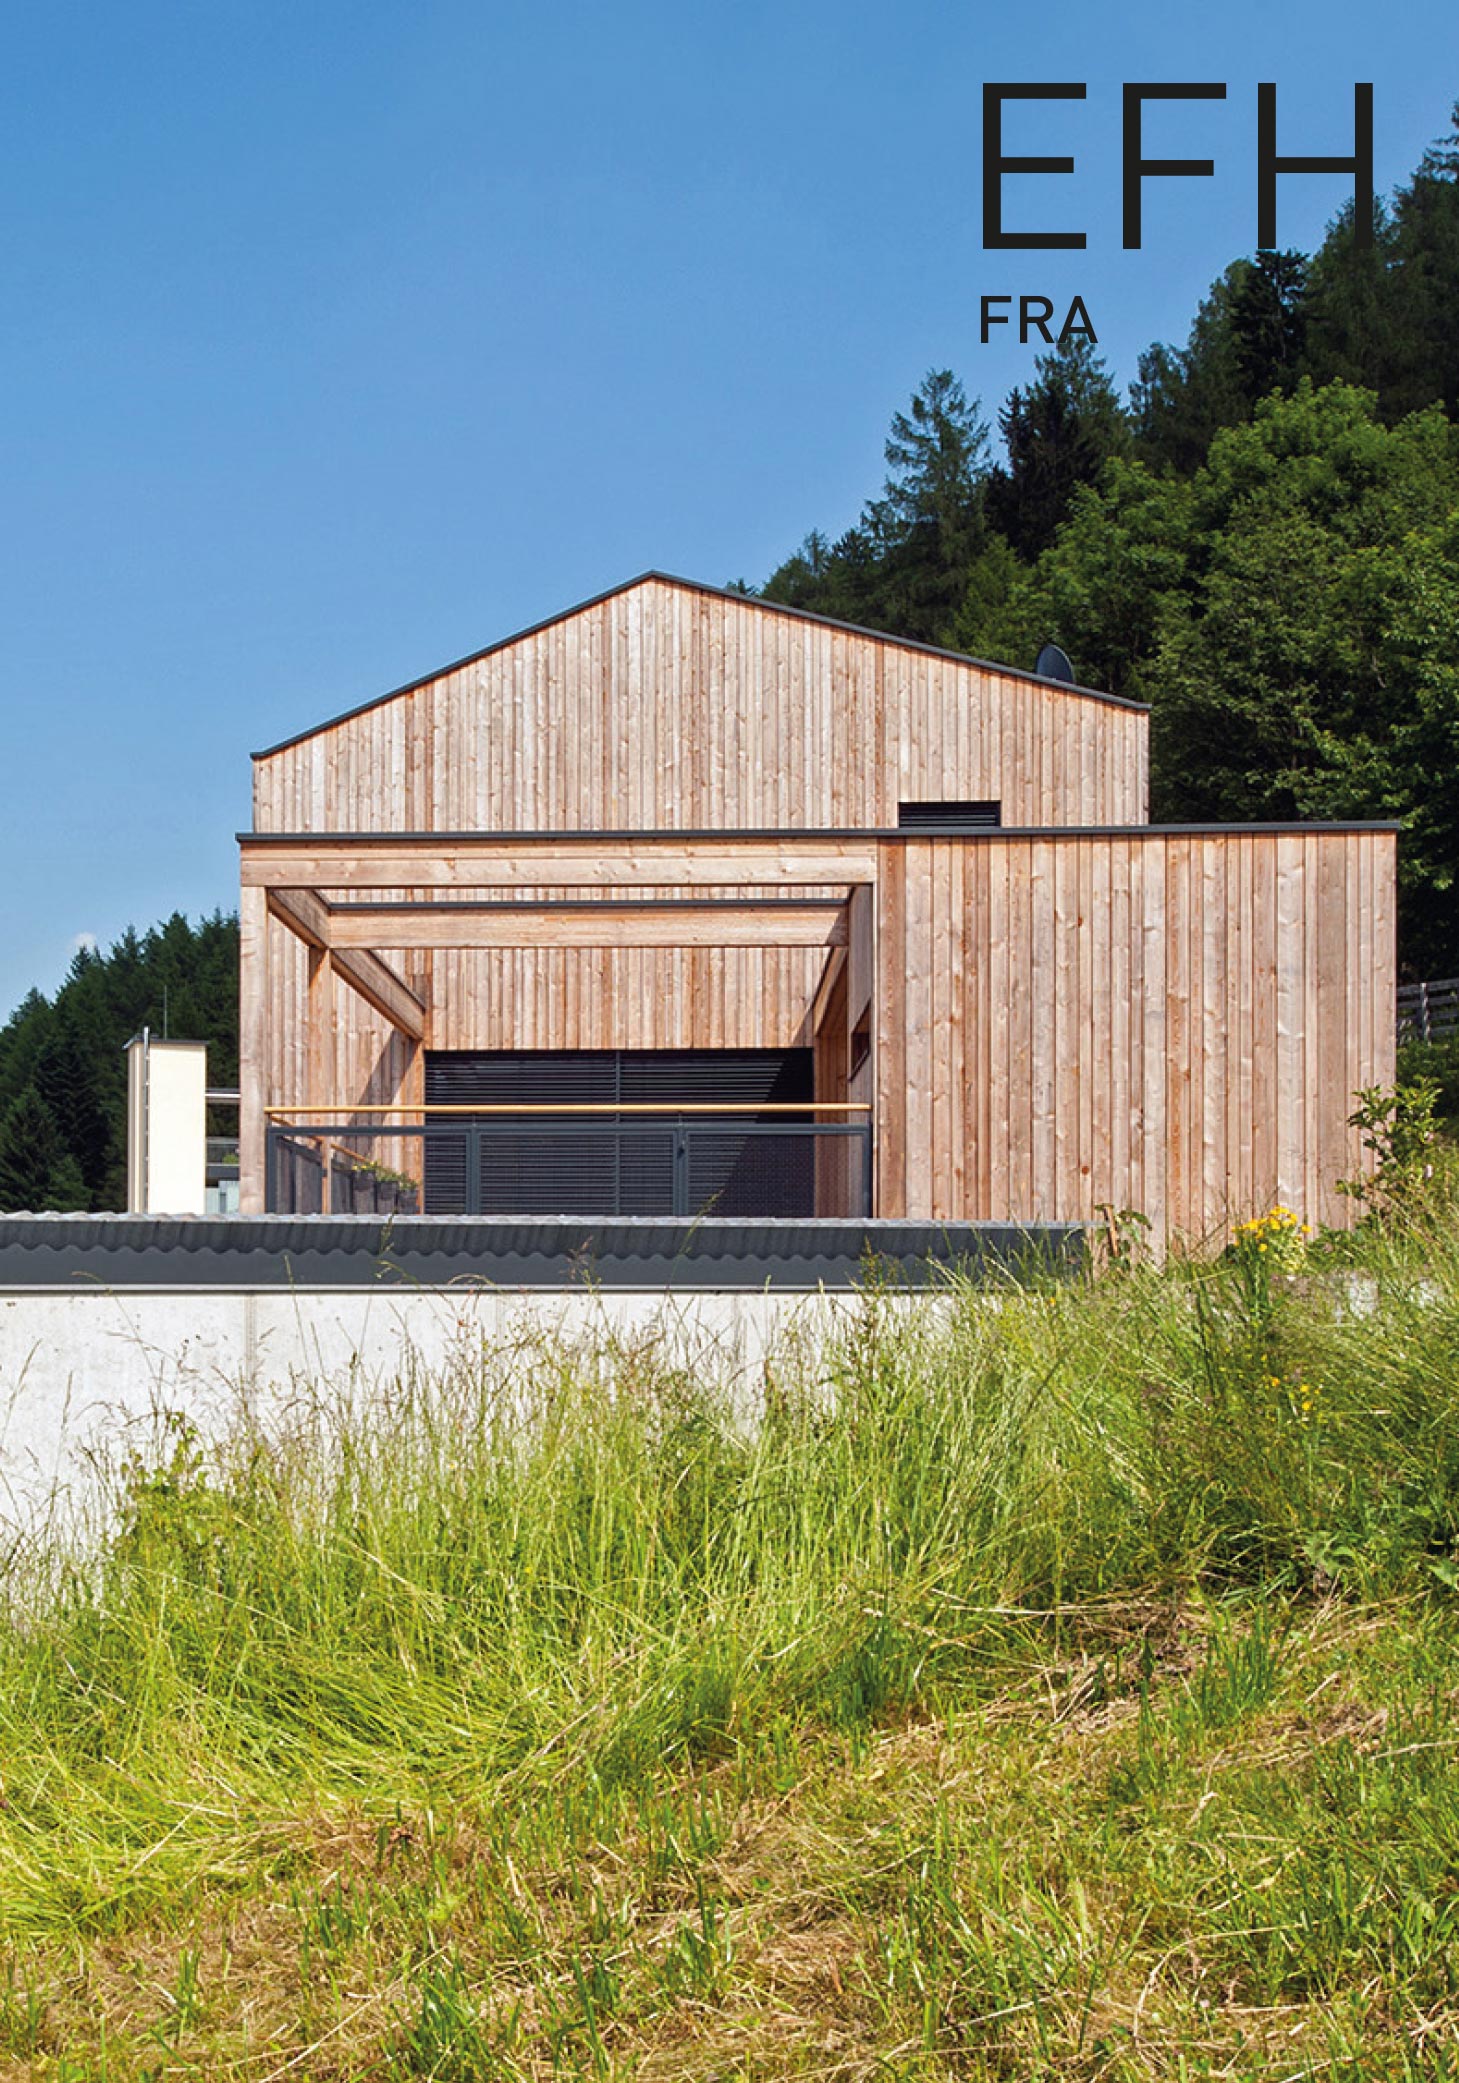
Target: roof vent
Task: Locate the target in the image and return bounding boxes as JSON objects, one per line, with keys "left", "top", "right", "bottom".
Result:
{"left": 898, "top": 801, "right": 1001, "bottom": 831}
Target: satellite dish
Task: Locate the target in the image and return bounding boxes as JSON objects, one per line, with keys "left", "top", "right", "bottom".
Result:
{"left": 1035, "top": 641, "right": 1076, "bottom": 686}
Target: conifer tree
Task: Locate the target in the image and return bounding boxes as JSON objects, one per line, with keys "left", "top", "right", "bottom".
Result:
{"left": 0, "top": 1091, "right": 72, "bottom": 1211}
{"left": 1229, "top": 250, "right": 1309, "bottom": 401}
{"left": 985, "top": 343, "right": 1129, "bottom": 560}
{"left": 0, "top": 913, "right": 240, "bottom": 1211}
{"left": 34, "top": 1007, "right": 111, "bottom": 1199}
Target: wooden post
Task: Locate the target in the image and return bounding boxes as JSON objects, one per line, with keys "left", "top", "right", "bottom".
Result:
{"left": 239, "top": 884, "right": 269, "bottom": 1215}
{"left": 812, "top": 957, "right": 850, "bottom": 1215}
{"left": 875, "top": 845, "right": 906, "bottom": 1218}
{"left": 307, "top": 945, "right": 331, "bottom": 1214}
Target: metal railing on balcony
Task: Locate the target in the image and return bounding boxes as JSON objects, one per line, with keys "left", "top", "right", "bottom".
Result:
{"left": 263, "top": 1103, "right": 873, "bottom": 1219}
{"left": 1398, "top": 977, "right": 1459, "bottom": 1045}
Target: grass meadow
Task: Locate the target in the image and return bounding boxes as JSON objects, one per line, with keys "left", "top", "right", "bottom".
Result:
{"left": 1, "top": 1161, "right": 1458, "bottom": 2076}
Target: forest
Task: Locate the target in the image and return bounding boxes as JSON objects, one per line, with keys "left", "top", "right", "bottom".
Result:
{"left": 0, "top": 916, "right": 238, "bottom": 1214}
{"left": 2, "top": 110, "right": 1458, "bottom": 1209}
{"left": 754, "top": 105, "right": 1459, "bottom": 982}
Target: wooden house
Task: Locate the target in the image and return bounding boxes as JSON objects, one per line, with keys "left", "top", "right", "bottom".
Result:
{"left": 239, "top": 572, "right": 1396, "bottom": 1241}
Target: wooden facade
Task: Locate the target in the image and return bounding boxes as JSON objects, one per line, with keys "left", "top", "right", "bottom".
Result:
{"left": 872, "top": 829, "right": 1395, "bottom": 1239}
{"left": 253, "top": 572, "right": 1148, "bottom": 833}
{"left": 240, "top": 572, "right": 1396, "bottom": 1239}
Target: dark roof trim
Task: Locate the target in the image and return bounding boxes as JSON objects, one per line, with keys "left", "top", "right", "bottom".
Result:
{"left": 240, "top": 821, "right": 1402, "bottom": 845}
{"left": 251, "top": 571, "right": 1148, "bottom": 759}
{"left": 328, "top": 897, "right": 844, "bottom": 914}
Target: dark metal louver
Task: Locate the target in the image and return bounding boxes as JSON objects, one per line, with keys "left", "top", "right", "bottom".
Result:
{"left": 422, "top": 1049, "right": 815, "bottom": 1217}
{"left": 897, "top": 801, "right": 1001, "bottom": 830}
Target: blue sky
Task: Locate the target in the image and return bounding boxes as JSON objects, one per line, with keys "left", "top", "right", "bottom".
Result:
{"left": 2, "top": 0, "right": 1456, "bottom": 1018}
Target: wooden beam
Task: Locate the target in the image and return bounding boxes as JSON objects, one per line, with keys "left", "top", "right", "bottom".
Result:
{"left": 306, "top": 945, "right": 330, "bottom": 1107}
{"left": 241, "top": 834, "right": 878, "bottom": 891}
{"left": 810, "top": 944, "right": 848, "bottom": 1033}
{"left": 266, "top": 886, "right": 425, "bottom": 1040}
{"left": 847, "top": 883, "right": 875, "bottom": 1027}
{"left": 328, "top": 948, "right": 425, "bottom": 1041}
{"left": 266, "top": 884, "right": 332, "bottom": 949}
{"left": 306, "top": 946, "right": 332, "bottom": 1214}
{"left": 238, "top": 884, "right": 268, "bottom": 1215}
{"left": 324, "top": 900, "right": 849, "bottom": 951}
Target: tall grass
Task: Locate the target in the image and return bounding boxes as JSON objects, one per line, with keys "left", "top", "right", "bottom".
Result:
{"left": 1, "top": 1168, "right": 1458, "bottom": 2073}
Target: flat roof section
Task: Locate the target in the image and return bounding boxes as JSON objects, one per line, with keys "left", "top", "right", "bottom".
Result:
{"left": 0, "top": 1216, "right": 1085, "bottom": 1292}
{"left": 239, "top": 822, "right": 1402, "bottom": 845}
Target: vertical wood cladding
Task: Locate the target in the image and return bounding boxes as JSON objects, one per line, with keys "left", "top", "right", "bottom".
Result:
{"left": 242, "top": 577, "right": 1394, "bottom": 1241}
{"left": 248, "top": 575, "right": 1147, "bottom": 1143}
{"left": 873, "top": 830, "right": 1396, "bottom": 1237}
{"left": 252, "top": 576, "right": 1149, "bottom": 834}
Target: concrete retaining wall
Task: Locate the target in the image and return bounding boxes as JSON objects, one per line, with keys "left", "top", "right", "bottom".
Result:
{"left": 0, "top": 1284, "right": 875, "bottom": 1541}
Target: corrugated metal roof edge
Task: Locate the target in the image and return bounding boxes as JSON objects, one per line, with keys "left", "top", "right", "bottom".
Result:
{"left": 0, "top": 1215, "right": 1085, "bottom": 1292}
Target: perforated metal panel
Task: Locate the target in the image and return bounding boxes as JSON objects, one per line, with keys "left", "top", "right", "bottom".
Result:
{"left": 423, "top": 1050, "right": 815, "bottom": 1216}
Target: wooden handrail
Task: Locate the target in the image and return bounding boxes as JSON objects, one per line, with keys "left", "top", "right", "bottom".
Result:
{"left": 266, "top": 1101, "right": 872, "bottom": 1119}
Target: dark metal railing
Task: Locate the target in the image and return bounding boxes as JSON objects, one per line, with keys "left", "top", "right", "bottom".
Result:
{"left": 264, "top": 1104, "right": 873, "bottom": 1219}
{"left": 1398, "top": 977, "right": 1459, "bottom": 1045}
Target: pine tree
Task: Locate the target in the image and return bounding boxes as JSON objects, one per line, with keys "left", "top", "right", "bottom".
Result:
{"left": 762, "top": 371, "right": 992, "bottom": 643}
{"left": 1229, "top": 250, "right": 1309, "bottom": 401}
{"left": 0, "top": 991, "right": 53, "bottom": 1114}
{"left": 1130, "top": 264, "right": 1251, "bottom": 472}
{"left": 34, "top": 1008, "right": 111, "bottom": 1199}
{"left": 1381, "top": 104, "right": 1459, "bottom": 417}
{"left": 860, "top": 370, "right": 991, "bottom": 643}
{"left": 1301, "top": 198, "right": 1396, "bottom": 401}
{"left": 0, "top": 912, "right": 240, "bottom": 1211}
{"left": 869, "top": 370, "right": 990, "bottom": 546}
{"left": 44, "top": 1154, "right": 90, "bottom": 1213}
{"left": 0, "top": 1091, "right": 69, "bottom": 1211}
{"left": 985, "top": 342, "right": 1130, "bottom": 560}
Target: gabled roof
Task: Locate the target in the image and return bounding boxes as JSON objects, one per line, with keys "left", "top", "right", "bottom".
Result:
{"left": 252, "top": 569, "right": 1147, "bottom": 760}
